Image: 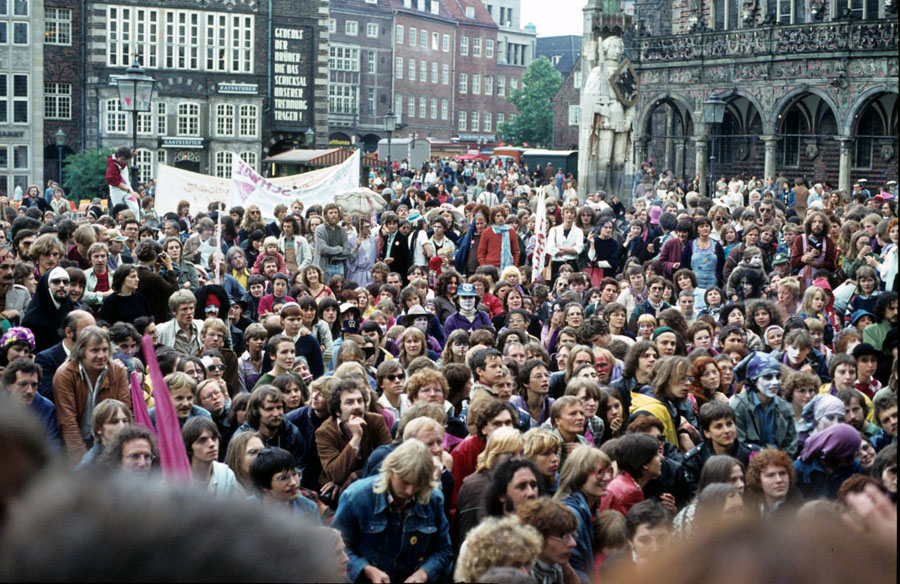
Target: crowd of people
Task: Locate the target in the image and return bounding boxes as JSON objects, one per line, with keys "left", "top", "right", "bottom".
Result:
{"left": 0, "top": 147, "right": 897, "bottom": 582}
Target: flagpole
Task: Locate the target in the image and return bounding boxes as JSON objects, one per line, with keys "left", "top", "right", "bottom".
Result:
{"left": 214, "top": 202, "right": 222, "bottom": 284}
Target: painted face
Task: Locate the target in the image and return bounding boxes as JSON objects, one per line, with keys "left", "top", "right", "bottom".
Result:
{"left": 756, "top": 372, "right": 781, "bottom": 399}
{"left": 459, "top": 296, "right": 476, "bottom": 311}
{"left": 785, "top": 345, "right": 808, "bottom": 366}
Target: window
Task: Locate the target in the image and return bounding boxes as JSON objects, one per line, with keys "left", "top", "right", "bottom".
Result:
{"left": 458, "top": 110, "right": 467, "bottom": 131}
{"left": 432, "top": 32, "right": 439, "bottom": 50}
{"left": 420, "top": 29, "right": 427, "bottom": 47}
{"left": 13, "top": 145, "right": 27, "bottom": 168}
{"left": 497, "top": 76, "right": 506, "bottom": 96}
{"left": 135, "top": 150, "right": 154, "bottom": 183}
{"left": 417, "top": 96, "right": 425, "bottom": 117}
{"left": 157, "top": 149, "right": 167, "bottom": 167}
{"left": 431, "top": 62, "right": 438, "bottom": 83}
{"left": 240, "top": 151, "right": 258, "bottom": 172}
{"left": 408, "top": 58, "right": 416, "bottom": 81}
{"left": 472, "top": 37, "right": 482, "bottom": 57}
{"left": 156, "top": 102, "right": 168, "bottom": 135}
{"left": 367, "top": 51, "right": 376, "bottom": 74}
{"left": 778, "top": 0, "right": 805, "bottom": 24}
{"left": 460, "top": 35, "right": 469, "bottom": 56}
{"left": 778, "top": 109, "right": 801, "bottom": 167}
{"left": 45, "top": 8, "right": 72, "bottom": 45}
{"left": 395, "top": 95, "right": 403, "bottom": 117}
{"left": 459, "top": 73, "right": 467, "bottom": 93}
{"left": 216, "top": 104, "right": 235, "bottom": 136}
{"left": 345, "top": 20, "right": 358, "bottom": 36}
{"left": 419, "top": 61, "right": 426, "bottom": 83}
{"left": 177, "top": 102, "right": 200, "bottom": 136}
{"left": 214, "top": 151, "right": 234, "bottom": 178}
{"left": 44, "top": 83, "right": 71, "bottom": 120}
{"left": 165, "top": 11, "right": 201, "bottom": 70}
{"left": 714, "top": 0, "right": 741, "bottom": 30}
{"left": 442, "top": 33, "right": 450, "bottom": 52}
{"left": 568, "top": 104, "right": 581, "bottom": 126}
{"left": 471, "top": 111, "right": 480, "bottom": 131}
{"left": 497, "top": 113, "right": 505, "bottom": 126}
{"left": 329, "top": 18, "right": 336, "bottom": 33}
{"left": 0, "top": 148, "right": 8, "bottom": 169}
{"left": 484, "top": 76, "right": 493, "bottom": 95}
{"left": 486, "top": 39, "right": 494, "bottom": 58}
{"left": 430, "top": 97, "right": 437, "bottom": 118}
{"left": 239, "top": 104, "right": 258, "bottom": 137}
{"left": 366, "top": 23, "right": 379, "bottom": 37}
{"left": 0, "top": 23, "right": 6, "bottom": 44}
{"left": 396, "top": 56, "right": 404, "bottom": 79}
{"left": 431, "top": 1, "right": 440, "bottom": 14}
{"left": 574, "top": 71, "right": 583, "bottom": 89}
{"left": 510, "top": 77, "right": 518, "bottom": 91}
{"left": 441, "top": 64, "right": 449, "bottom": 84}
{"left": 368, "top": 88, "right": 376, "bottom": 114}
{"left": 409, "top": 27, "right": 416, "bottom": 46}
{"left": 484, "top": 112, "right": 492, "bottom": 132}
{"left": 472, "top": 74, "right": 481, "bottom": 95}
{"left": 10, "top": 74, "right": 26, "bottom": 123}
{"left": 13, "top": 21, "right": 27, "bottom": 44}
{"left": 105, "top": 99, "right": 128, "bottom": 134}
{"left": 408, "top": 94, "right": 415, "bottom": 117}
{"left": 329, "top": 45, "right": 360, "bottom": 71}
{"left": 441, "top": 98, "right": 448, "bottom": 120}
{"left": 328, "top": 84, "right": 356, "bottom": 114}
{"left": 137, "top": 110, "right": 153, "bottom": 134}
{"left": 396, "top": 24, "right": 404, "bottom": 44}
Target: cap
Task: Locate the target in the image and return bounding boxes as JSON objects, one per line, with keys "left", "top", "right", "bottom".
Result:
{"left": 407, "top": 211, "right": 424, "bottom": 225}
{"left": 651, "top": 326, "right": 675, "bottom": 340}
{"left": 457, "top": 282, "right": 478, "bottom": 297}
{"left": 107, "top": 229, "right": 128, "bottom": 242}
{"left": 858, "top": 178, "right": 868, "bottom": 183}
{"left": 872, "top": 195, "right": 885, "bottom": 204}
{"left": 852, "top": 342, "right": 880, "bottom": 360}
{"left": 772, "top": 252, "right": 789, "bottom": 265}
{"left": 340, "top": 302, "right": 361, "bottom": 316}
{"left": 849, "top": 309, "right": 875, "bottom": 326}
{"left": 0, "top": 327, "right": 35, "bottom": 351}
{"left": 279, "top": 301, "right": 301, "bottom": 314}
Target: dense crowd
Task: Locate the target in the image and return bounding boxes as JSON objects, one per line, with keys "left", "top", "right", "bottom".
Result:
{"left": 0, "top": 146, "right": 897, "bottom": 582}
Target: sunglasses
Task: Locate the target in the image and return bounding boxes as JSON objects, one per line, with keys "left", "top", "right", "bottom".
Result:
{"left": 386, "top": 373, "right": 405, "bottom": 382}
{"left": 50, "top": 278, "right": 70, "bottom": 285}
{"left": 207, "top": 364, "right": 226, "bottom": 372}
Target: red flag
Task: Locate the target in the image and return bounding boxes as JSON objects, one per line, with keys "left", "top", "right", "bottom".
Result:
{"left": 130, "top": 370, "right": 156, "bottom": 435}
{"left": 142, "top": 335, "right": 191, "bottom": 481}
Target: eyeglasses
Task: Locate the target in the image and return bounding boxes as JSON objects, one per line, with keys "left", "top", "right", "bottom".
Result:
{"left": 649, "top": 286, "right": 663, "bottom": 291}
{"left": 549, "top": 532, "right": 577, "bottom": 543}
{"left": 0, "top": 263, "right": 14, "bottom": 271}
{"left": 714, "top": 216, "right": 728, "bottom": 223}
{"left": 125, "top": 452, "right": 156, "bottom": 463}
{"left": 386, "top": 373, "right": 405, "bottom": 381}
{"left": 50, "top": 278, "right": 70, "bottom": 285}
{"left": 207, "top": 364, "right": 226, "bottom": 372}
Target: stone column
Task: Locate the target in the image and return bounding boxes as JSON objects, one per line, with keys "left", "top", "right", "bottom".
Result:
{"left": 761, "top": 135, "right": 778, "bottom": 181}
{"left": 837, "top": 136, "right": 853, "bottom": 193}
{"left": 695, "top": 139, "right": 708, "bottom": 197}
{"left": 634, "top": 137, "right": 650, "bottom": 168}
{"left": 674, "top": 139, "right": 685, "bottom": 181}
{"left": 665, "top": 108, "right": 674, "bottom": 172}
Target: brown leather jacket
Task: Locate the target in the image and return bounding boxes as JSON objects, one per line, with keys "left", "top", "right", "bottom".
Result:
{"left": 315, "top": 412, "right": 391, "bottom": 489}
{"left": 53, "top": 359, "right": 131, "bottom": 466}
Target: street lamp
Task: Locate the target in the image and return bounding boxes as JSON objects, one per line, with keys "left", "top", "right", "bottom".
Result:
{"left": 383, "top": 110, "right": 397, "bottom": 183}
{"left": 305, "top": 127, "right": 315, "bottom": 149}
{"left": 54, "top": 128, "right": 67, "bottom": 187}
{"left": 703, "top": 91, "right": 727, "bottom": 197}
{"left": 116, "top": 56, "right": 155, "bottom": 183}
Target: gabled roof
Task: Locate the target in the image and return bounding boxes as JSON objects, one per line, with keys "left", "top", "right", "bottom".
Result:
{"left": 444, "top": 0, "right": 498, "bottom": 29}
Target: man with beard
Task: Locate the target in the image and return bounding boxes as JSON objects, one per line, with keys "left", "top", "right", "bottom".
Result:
{"left": 314, "top": 203, "right": 351, "bottom": 279}
{"left": 790, "top": 211, "right": 837, "bottom": 288}
{"left": 315, "top": 378, "right": 391, "bottom": 490}
{"left": 235, "top": 385, "right": 308, "bottom": 473}
{"left": 34, "top": 309, "right": 96, "bottom": 401}
{"left": 22, "top": 267, "right": 75, "bottom": 353}
{"left": 863, "top": 292, "right": 898, "bottom": 351}
{"left": 484, "top": 457, "right": 541, "bottom": 519}
{"left": 0, "top": 246, "right": 30, "bottom": 324}
{"left": 730, "top": 352, "right": 798, "bottom": 458}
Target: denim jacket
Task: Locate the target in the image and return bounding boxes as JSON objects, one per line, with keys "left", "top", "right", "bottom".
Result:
{"left": 561, "top": 491, "right": 594, "bottom": 584}
{"left": 331, "top": 476, "right": 453, "bottom": 583}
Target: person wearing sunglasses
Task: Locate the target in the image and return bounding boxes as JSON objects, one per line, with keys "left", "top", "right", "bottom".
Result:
{"left": 22, "top": 266, "right": 77, "bottom": 353}
{"left": 375, "top": 360, "right": 409, "bottom": 421}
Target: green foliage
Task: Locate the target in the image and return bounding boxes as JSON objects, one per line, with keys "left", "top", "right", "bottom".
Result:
{"left": 497, "top": 57, "right": 563, "bottom": 148}
{"left": 62, "top": 148, "right": 114, "bottom": 201}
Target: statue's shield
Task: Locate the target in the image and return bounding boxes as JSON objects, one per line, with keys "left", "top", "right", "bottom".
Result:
{"left": 611, "top": 59, "right": 639, "bottom": 107}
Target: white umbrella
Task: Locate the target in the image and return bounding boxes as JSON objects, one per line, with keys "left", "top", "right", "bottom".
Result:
{"left": 334, "top": 188, "right": 387, "bottom": 216}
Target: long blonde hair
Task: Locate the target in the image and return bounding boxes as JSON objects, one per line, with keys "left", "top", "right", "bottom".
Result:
{"left": 476, "top": 426, "right": 525, "bottom": 473}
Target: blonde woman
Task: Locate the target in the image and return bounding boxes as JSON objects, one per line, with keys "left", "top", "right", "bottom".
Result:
{"left": 397, "top": 326, "right": 432, "bottom": 370}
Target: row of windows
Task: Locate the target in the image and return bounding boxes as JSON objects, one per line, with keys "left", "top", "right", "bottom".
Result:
{"left": 0, "top": 20, "right": 28, "bottom": 45}
{"left": 107, "top": 6, "right": 253, "bottom": 73}
{"left": 329, "top": 19, "right": 381, "bottom": 39}
{"left": 214, "top": 151, "right": 258, "bottom": 178}
{"left": 458, "top": 111, "right": 501, "bottom": 133}
{"left": 459, "top": 36, "right": 494, "bottom": 58}
{"left": 395, "top": 94, "right": 450, "bottom": 121}
{"left": 104, "top": 99, "right": 258, "bottom": 138}
{"left": 395, "top": 25, "right": 451, "bottom": 53}
{"left": 459, "top": 73, "right": 516, "bottom": 96}
{"left": 713, "top": 0, "right": 880, "bottom": 30}
{"left": 394, "top": 57, "right": 449, "bottom": 85}
{"left": 0, "top": 1, "right": 29, "bottom": 17}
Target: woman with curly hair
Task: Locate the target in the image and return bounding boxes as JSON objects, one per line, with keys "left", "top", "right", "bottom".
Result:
{"left": 302, "top": 264, "right": 333, "bottom": 301}
{"left": 688, "top": 356, "right": 726, "bottom": 414}
{"left": 746, "top": 299, "right": 782, "bottom": 341}
{"left": 746, "top": 448, "right": 801, "bottom": 518}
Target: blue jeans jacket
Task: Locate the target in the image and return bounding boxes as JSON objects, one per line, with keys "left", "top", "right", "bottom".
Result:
{"left": 561, "top": 491, "right": 594, "bottom": 583}
{"left": 332, "top": 476, "right": 453, "bottom": 583}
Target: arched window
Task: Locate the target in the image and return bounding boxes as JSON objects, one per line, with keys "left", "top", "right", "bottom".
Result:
{"left": 779, "top": 109, "right": 803, "bottom": 167}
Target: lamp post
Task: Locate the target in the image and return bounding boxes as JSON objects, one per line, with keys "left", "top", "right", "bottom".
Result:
{"left": 703, "top": 92, "right": 727, "bottom": 198}
{"left": 383, "top": 110, "right": 397, "bottom": 184}
{"left": 116, "top": 56, "right": 155, "bottom": 184}
{"left": 305, "top": 127, "right": 315, "bottom": 149}
{"left": 54, "top": 128, "right": 66, "bottom": 187}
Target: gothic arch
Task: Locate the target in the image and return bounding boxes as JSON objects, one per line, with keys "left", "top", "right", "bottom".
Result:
{"left": 636, "top": 92, "right": 695, "bottom": 139}
{"left": 769, "top": 86, "right": 840, "bottom": 132}
{"left": 843, "top": 84, "right": 900, "bottom": 136}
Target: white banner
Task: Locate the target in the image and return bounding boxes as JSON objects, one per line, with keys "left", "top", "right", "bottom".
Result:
{"left": 155, "top": 150, "right": 361, "bottom": 218}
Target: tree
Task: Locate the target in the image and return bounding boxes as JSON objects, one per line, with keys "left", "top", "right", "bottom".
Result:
{"left": 497, "top": 57, "right": 562, "bottom": 148}
{"left": 62, "top": 148, "right": 114, "bottom": 202}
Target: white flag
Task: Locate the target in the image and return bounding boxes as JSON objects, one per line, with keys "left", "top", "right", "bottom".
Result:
{"left": 531, "top": 188, "right": 548, "bottom": 283}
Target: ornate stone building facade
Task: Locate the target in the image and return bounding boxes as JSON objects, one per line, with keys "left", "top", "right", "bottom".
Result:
{"left": 628, "top": 0, "right": 898, "bottom": 195}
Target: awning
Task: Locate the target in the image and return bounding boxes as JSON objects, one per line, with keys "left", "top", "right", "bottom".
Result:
{"left": 455, "top": 153, "right": 491, "bottom": 161}
{"left": 264, "top": 147, "right": 385, "bottom": 168}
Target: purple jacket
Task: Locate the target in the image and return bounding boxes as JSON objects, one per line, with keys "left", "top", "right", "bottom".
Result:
{"left": 443, "top": 310, "right": 493, "bottom": 336}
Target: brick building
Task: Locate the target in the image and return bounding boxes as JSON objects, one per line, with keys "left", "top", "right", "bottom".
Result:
{"left": 551, "top": 55, "right": 582, "bottom": 150}
{"left": 625, "top": 0, "right": 898, "bottom": 194}
{"left": 1, "top": 1, "right": 44, "bottom": 196}
{"left": 537, "top": 35, "right": 582, "bottom": 76}
{"left": 42, "top": 0, "right": 328, "bottom": 186}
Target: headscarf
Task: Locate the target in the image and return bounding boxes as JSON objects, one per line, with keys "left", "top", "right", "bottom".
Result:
{"left": 0, "top": 327, "right": 35, "bottom": 351}
{"left": 800, "top": 394, "right": 846, "bottom": 428}
{"left": 734, "top": 351, "right": 780, "bottom": 383}
{"left": 799, "top": 423, "right": 861, "bottom": 463}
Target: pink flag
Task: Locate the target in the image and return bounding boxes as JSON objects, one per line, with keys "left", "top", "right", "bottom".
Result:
{"left": 130, "top": 370, "right": 156, "bottom": 435}
{"left": 142, "top": 335, "right": 191, "bottom": 481}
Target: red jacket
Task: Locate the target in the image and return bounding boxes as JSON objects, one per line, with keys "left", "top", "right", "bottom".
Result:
{"left": 477, "top": 226, "right": 519, "bottom": 268}
{"left": 450, "top": 434, "right": 486, "bottom": 512}
{"left": 599, "top": 471, "right": 644, "bottom": 516}
{"left": 105, "top": 155, "right": 127, "bottom": 189}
